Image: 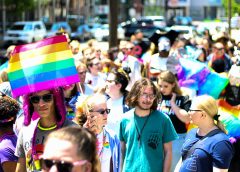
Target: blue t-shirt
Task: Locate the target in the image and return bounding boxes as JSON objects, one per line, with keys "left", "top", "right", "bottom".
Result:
{"left": 180, "top": 128, "right": 234, "bottom": 172}
{"left": 120, "top": 109, "right": 178, "bottom": 172}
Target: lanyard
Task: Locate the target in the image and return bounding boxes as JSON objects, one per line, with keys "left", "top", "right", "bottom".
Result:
{"left": 134, "top": 113, "right": 151, "bottom": 147}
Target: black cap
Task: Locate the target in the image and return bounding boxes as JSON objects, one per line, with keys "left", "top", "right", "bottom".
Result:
{"left": 149, "top": 29, "right": 180, "bottom": 47}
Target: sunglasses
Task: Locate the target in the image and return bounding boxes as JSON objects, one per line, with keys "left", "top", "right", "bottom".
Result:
{"left": 29, "top": 93, "right": 53, "bottom": 104}
{"left": 93, "top": 62, "right": 100, "bottom": 66}
{"left": 0, "top": 92, "right": 6, "bottom": 98}
{"left": 214, "top": 47, "right": 224, "bottom": 51}
{"left": 78, "top": 71, "right": 87, "bottom": 75}
{"left": 40, "top": 158, "right": 87, "bottom": 172}
{"left": 127, "top": 47, "right": 134, "bottom": 50}
{"left": 90, "top": 108, "right": 110, "bottom": 115}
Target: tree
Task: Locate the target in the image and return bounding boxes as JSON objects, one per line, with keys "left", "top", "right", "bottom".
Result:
{"left": 222, "top": 0, "right": 240, "bottom": 16}
{"left": 5, "top": 0, "right": 35, "bottom": 15}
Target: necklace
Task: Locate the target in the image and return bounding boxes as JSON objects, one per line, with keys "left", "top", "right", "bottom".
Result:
{"left": 97, "top": 129, "right": 109, "bottom": 160}
{"left": 37, "top": 123, "right": 57, "bottom": 131}
{"left": 134, "top": 112, "right": 151, "bottom": 147}
{"left": 31, "top": 120, "right": 59, "bottom": 171}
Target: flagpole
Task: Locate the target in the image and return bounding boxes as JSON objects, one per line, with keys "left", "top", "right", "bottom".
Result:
{"left": 77, "top": 82, "right": 84, "bottom": 95}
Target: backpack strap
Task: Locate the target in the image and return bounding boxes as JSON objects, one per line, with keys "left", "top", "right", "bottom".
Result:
{"left": 183, "top": 129, "right": 222, "bottom": 161}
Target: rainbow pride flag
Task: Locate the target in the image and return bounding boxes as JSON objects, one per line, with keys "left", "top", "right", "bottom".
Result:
{"left": 8, "top": 35, "right": 80, "bottom": 97}
{"left": 217, "top": 99, "right": 240, "bottom": 137}
{"left": 177, "top": 58, "right": 229, "bottom": 99}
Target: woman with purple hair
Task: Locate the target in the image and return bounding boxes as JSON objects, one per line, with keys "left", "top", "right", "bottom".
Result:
{"left": 14, "top": 88, "right": 77, "bottom": 172}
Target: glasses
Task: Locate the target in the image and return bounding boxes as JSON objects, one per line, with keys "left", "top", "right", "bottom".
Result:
{"left": 29, "top": 93, "right": 53, "bottom": 104}
{"left": 106, "top": 79, "right": 116, "bottom": 83}
{"left": 214, "top": 47, "right": 224, "bottom": 51}
{"left": 0, "top": 92, "right": 6, "bottom": 98}
{"left": 188, "top": 109, "right": 203, "bottom": 113}
{"left": 90, "top": 108, "right": 110, "bottom": 115}
{"left": 78, "top": 71, "right": 87, "bottom": 75}
{"left": 40, "top": 158, "right": 88, "bottom": 172}
{"left": 93, "top": 62, "right": 100, "bottom": 66}
{"left": 140, "top": 93, "right": 156, "bottom": 100}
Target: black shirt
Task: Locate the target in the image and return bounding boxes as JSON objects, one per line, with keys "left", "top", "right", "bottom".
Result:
{"left": 157, "top": 95, "right": 191, "bottom": 133}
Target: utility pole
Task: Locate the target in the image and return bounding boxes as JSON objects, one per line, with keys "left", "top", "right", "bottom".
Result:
{"left": 37, "top": 0, "right": 42, "bottom": 20}
{"left": 66, "top": 0, "right": 69, "bottom": 21}
{"left": 165, "top": 0, "right": 168, "bottom": 25}
{"left": 53, "top": 0, "right": 56, "bottom": 23}
{"left": 2, "top": 0, "right": 6, "bottom": 36}
{"left": 109, "top": 0, "right": 118, "bottom": 48}
{"left": 228, "top": 0, "right": 232, "bottom": 36}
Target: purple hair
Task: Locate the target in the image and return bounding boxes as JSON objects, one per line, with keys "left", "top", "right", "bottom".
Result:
{"left": 22, "top": 88, "right": 66, "bottom": 127}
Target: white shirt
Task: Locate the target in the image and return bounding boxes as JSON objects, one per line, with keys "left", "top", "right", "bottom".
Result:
{"left": 149, "top": 53, "right": 168, "bottom": 74}
{"left": 106, "top": 96, "right": 124, "bottom": 136}
{"left": 85, "top": 72, "right": 106, "bottom": 90}
{"left": 97, "top": 130, "right": 112, "bottom": 172}
{"left": 84, "top": 83, "right": 94, "bottom": 95}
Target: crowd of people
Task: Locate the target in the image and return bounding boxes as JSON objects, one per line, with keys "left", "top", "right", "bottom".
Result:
{"left": 0, "top": 26, "right": 240, "bottom": 172}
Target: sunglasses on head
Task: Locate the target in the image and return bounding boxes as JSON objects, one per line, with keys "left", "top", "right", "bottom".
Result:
{"left": 29, "top": 93, "right": 53, "bottom": 104}
{"left": 40, "top": 158, "right": 87, "bottom": 172}
{"left": 90, "top": 108, "right": 110, "bottom": 115}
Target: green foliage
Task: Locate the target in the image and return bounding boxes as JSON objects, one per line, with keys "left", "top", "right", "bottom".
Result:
{"left": 222, "top": 0, "right": 240, "bottom": 16}
{"left": 5, "top": 0, "right": 35, "bottom": 14}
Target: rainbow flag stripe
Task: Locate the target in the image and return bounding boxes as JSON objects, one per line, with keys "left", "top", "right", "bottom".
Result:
{"left": 217, "top": 99, "right": 240, "bottom": 137}
{"left": 178, "top": 58, "right": 229, "bottom": 99}
{"left": 8, "top": 35, "right": 80, "bottom": 97}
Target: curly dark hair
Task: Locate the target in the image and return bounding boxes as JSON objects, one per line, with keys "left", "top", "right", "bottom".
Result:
{"left": 126, "top": 78, "right": 161, "bottom": 110}
{"left": 0, "top": 93, "right": 20, "bottom": 128}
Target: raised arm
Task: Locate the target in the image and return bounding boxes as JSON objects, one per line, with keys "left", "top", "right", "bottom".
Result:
{"left": 170, "top": 93, "right": 190, "bottom": 123}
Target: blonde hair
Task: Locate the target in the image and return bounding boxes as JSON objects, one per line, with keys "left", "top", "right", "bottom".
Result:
{"left": 158, "top": 70, "right": 182, "bottom": 95}
{"left": 75, "top": 94, "right": 107, "bottom": 126}
{"left": 0, "top": 70, "right": 9, "bottom": 82}
{"left": 76, "top": 62, "right": 87, "bottom": 71}
{"left": 193, "top": 95, "right": 226, "bottom": 133}
{"left": 70, "top": 40, "right": 80, "bottom": 49}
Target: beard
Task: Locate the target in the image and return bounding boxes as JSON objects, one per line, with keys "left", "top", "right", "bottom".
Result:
{"left": 137, "top": 101, "right": 153, "bottom": 111}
